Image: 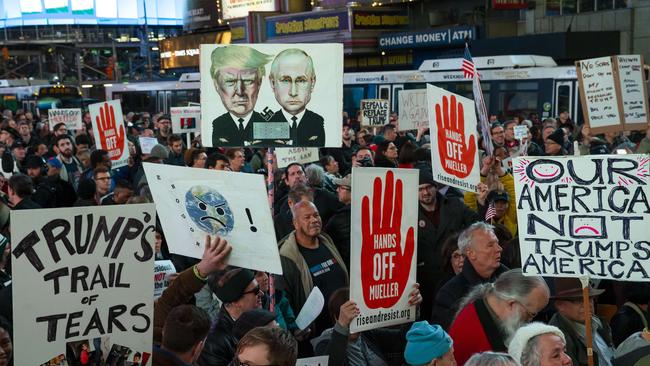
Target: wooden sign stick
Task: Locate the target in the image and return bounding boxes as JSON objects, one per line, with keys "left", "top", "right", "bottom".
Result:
{"left": 579, "top": 276, "right": 595, "bottom": 366}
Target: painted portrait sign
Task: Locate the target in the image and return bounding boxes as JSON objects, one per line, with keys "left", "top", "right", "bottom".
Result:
{"left": 200, "top": 44, "right": 343, "bottom": 148}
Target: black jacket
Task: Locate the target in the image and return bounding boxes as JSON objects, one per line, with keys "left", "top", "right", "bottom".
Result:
{"left": 432, "top": 260, "right": 509, "bottom": 329}
{"left": 13, "top": 196, "right": 41, "bottom": 210}
{"left": 550, "top": 313, "right": 614, "bottom": 366}
{"left": 32, "top": 176, "right": 77, "bottom": 208}
{"left": 417, "top": 194, "right": 479, "bottom": 321}
{"left": 610, "top": 302, "right": 650, "bottom": 347}
{"left": 164, "top": 152, "right": 186, "bottom": 167}
{"left": 198, "top": 307, "right": 237, "bottom": 366}
{"left": 275, "top": 187, "right": 343, "bottom": 224}
{"left": 211, "top": 111, "right": 265, "bottom": 147}
{"left": 324, "top": 204, "right": 351, "bottom": 269}
{"left": 269, "top": 109, "right": 325, "bottom": 147}
{"left": 273, "top": 208, "right": 294, "bottom": 242}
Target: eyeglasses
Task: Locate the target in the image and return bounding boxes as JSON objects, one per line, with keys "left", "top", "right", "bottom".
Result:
{"left": 515, "top": 300, "right": 538, "bottom": 320}
{"left": 242, "top": 285, "right": 261, "bottom": 297}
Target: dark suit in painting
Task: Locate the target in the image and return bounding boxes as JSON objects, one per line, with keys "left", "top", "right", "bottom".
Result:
{"left": 211, "top": 111, "right": 264, "bottom": 147}
{"left": 269, "top": 109, "right": 325, "bottom": 147}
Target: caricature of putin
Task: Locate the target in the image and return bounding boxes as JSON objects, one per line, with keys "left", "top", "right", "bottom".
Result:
{"left": 210, "top": 45, "right": 272, "bottom": 146}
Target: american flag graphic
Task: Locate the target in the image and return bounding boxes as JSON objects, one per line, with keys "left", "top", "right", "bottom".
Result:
{"left": 485, "top": 201, "right": 497, "bottom": 222}
{"left": 462, "top": 46, "right": 477, "bottom": 79}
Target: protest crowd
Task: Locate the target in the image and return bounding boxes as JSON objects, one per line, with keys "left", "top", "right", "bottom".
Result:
{"left": 0, "top": 54, "right": 649, "bottom": 366}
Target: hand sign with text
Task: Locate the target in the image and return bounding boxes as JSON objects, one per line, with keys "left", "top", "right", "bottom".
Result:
{"left": 95, "top": 102, "right": 126, "bottom": 160}
{"left": 435, "top": 95, "right": 476, "bottom": 178}
{"left": 361, "top": 170, "right": 414, "bottom": 309}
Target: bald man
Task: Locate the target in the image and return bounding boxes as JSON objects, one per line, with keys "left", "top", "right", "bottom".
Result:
{"left": 210, "top": 45, "right": 272, "bottom": 147}
{"left": 279, "top": 201, "right": 348, "bottom": 336}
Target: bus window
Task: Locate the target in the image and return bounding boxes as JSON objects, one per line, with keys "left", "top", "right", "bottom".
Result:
{"left": 115, "top": 91, "right": 155, "bottom": 115}
{"left": 496, "top": 82, "right": 540, "bottom": 118}
{"left": 344, "top": 87, "right": 365, "bottom": 119}
{"left": 171, "top": 89, "right": 201, "bottom": 109}
{"left": 392, "top": 85, "right": 403, "bottom": 113}
{"left": 555, "top": 82, "right": 572, "bottom": 117}
{"left": 379, "top": 85, "right": 390, "bottom": 100}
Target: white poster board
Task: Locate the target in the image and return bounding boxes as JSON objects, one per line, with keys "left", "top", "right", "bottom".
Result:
{"left": 576, "top": 56, "right": 624, "bottom": 133}
{"left": 614, "top": 55, "right": 649, "bottom": 129}
{"left": 138, "top": 136, "right": 158, "bottom": 155}
{"left": 144, "top": 163, "right": 282, "bottom": 274}
{"left": 48, "top": 108, "right": 83, "bottom": 130}
{"left": 398, "top": 90, "right": 428, "bottom": 130}
{"left": 514, "top": 125, "right": 528, "bottom": 140}
{"left": 200, "top": 44, "right": 343, "bottom": 148}
{"left": 426, "top": 84, "right": 480, "bottom": 192}
{"left": 360, "top": 99, "right": 389, "bottom": 127}
{"left": 89, "top": 100, "right": 130, "bottom": 169}
{"left": 170, "top": 106, "right": 201, "bottom": 133}
{"left": 11, "top": 204, "right": 156, "bottom": 365}
{"left": 350, "top": 167, "right": 418, "bottom": 332}
{"left": 296, "top": 356, "right": 329, "bottom": 366}
{"left": 275, "top": 147, "right": 319, "bottom": 168}
{"left": 154, "top": 260, "right": 176, "bottom": 299}
{"left": 513, "top": 155, "right": 650, "bottom": 281}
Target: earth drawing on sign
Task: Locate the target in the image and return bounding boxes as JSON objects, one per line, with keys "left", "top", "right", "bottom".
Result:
{"left": 185, "top": 185, "right": 235, "bottom": 235}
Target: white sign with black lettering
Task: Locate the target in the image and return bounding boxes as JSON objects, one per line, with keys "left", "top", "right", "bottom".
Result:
{"left": 398, "top": 90, "right": 428, "bottom": 130}
{"left": 576, "top": 56, "right": 623, "bottom": 132}
{"left": 275, "top": 147, "right": 319, "bottom": 168}
{"left": 615, "top": 55, "right": 649, "bottom": 127}
{"left": 48, "top": 108, "right": 83, "bottom": 130}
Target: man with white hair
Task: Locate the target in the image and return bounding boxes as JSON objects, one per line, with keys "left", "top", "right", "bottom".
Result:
{"left": 448, "top": 269, "right": 550, "bottom": 365}
{"left": 432, "top": 222, "right": 508, "bottom": 329}
{"left": 508, "top": 322, "right": 573, "bottom": 366}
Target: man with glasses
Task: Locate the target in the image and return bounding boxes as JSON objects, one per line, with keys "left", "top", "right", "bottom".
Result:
{"left": 417, "top": 167, "right": 478, "bottom": 323}
{"left": 449, "top": 269, "right": 550, "bottom": 365}
{"left": 93, "top": 166, "right": 112, "bottom": 204}
{"left": 199, "top": 268, "right": 263, "bottom": 366}
{"left": 491, "top": 124, "right": 506, "bottom": 149}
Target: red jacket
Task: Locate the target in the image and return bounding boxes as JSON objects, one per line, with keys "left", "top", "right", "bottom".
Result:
{"left": 448, "top": 299, "right": 508, "bottom": 365}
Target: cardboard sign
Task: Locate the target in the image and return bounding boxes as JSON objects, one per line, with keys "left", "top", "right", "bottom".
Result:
{"left": 513, "top": 155, "right": 650, "bottom": 281}
{"left": 275, "top": 147, "right": 319, "bottom": 168}
{"left": 48, "top": 108, "right": 83, "bottom": 130}
{"left": 360, "top": 99, "right": 389, "bottom": 127}
{"left": 398, "top": 90, "right": 428, "bottom": 130}
{"left": 89, "top": 100, "right": 130, "bottom": 169}
{"left": 514, "top": 125, "right": 528, "bottom": 140}
{"left": 154, "top": 260, "right": 176, "bottom": 299}
{"left": 576, "top": 56, "right": 624, "bottom": 133}
{"left": 350, "top": 168, "right": 418, "bottom": 332}
{"left": 170, "top": 106, "right": 201, "bottom": 133}
{"left": 144, "top": 163, "right": 282, "bottom": 274}
{"left": 11, "top": 204, "right": 156, "bottom": 365}
{"left": 200, "top": 44, "right": 343, "bottom": 148}
{"left": 138, "top": 136, "right": 158, "bottom": 155}
{"left": 614, "top": 55, "right": 649, "bottom": 129}
{"left": 426, "top": 84, "right": 480, "bottom": 192}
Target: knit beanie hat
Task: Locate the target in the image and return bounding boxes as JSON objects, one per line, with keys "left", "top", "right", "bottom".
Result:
{"left": 508, "top": 322, "right": 566, "bottom": 364}
{"left": 404, "top": 321, "right": 453, "bottom": 365}
{"left": 211, "top": 268, "right": 255, "bottom": 303}
{"left": 547, "top": 128, "right": 565, "bottom": 146}
{"left": 232, "top": 309, "right": 277, "bottom": 339}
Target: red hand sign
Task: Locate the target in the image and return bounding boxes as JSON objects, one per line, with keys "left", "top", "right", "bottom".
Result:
{"left": 95, "top": 102, "right": 126, "bottom": 161}
{"left": 435, "top": 95, "right": 476, "bottom": 178}
{"left": 361, "top": 170, "right": 414, "bottom": 309}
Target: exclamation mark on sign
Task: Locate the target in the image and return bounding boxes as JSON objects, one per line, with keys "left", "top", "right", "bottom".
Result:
{"left": 245, "top": 208, "right": 257, "bottom": 232}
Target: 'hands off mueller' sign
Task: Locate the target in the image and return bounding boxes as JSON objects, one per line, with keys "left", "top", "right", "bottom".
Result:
{"left": 378, "top": 26, "right": 475, "bottom": 50}
{"left": 514, "top": 155, "right": 650, "bottom": 281}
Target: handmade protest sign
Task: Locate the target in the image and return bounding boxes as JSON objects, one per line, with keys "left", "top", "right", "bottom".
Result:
{"left": 48, "top": 108, "right": 82, "bottom": 130}
{"left": 613, "top": 55, "right": 649, "bottom": 130}
{"left": 361, "top": 99, "right": 389, "bottom": 127}
{"left": 275, "top": 147, "right": 319, "bottom": 168}
{"left": 11, "top": 204, "right": 156, "bottom": 365}
{"left": 350, "top": 168, "right": 418, "bottom": 332}
{"left": 576, "top": 56, "right": 624, "bottom": 134}
{"left": 170, "top": 106, "right": 201, "bottom": 133}
{"left": 513, "top": 155, "right": 650, "bottom": 281}
{"left": 139, "top": 136, "right": 158, "bottom": 154}
{"left": 200, "top": 44, "right": 343, "bottom": 148}
{"left": 514, "top": 125, "right": 528, "bottom": 140}
{"left": 398, "top": 90, "right": 428, "bottom": 130}
{"left": 154, "top": 260, "right": 176, "bottom": 299}
{"left": 427, "top": 84, "right": 480, "bottom": 192}
{"left": 89, "top": 100, "right": 129, "bottom": 168}
{"left": 144, "top": 163, "right": 282, "bottom": 274}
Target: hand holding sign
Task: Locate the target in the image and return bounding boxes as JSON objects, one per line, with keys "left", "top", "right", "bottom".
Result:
{"left": 195, "top": 235, "right": 232, "bottom": 278}
{"left": 96, "top": 102, "right": 126, "bottom": 160}
{"left": 361, "top": 170, "right": 415, "bottom": 308}
{"left": 435, "top": 95, "right": 476, "bottom": 178}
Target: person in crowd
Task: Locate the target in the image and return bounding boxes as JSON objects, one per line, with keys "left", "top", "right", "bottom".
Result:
{"left": 352, "top": 146, "right": 374, "bottom": 168}
{"left": 449, "top": 269, "right": 550, "bottom": 365}
{"left": 11, "top": 141, "right": 27, "bottom": 173}
{"left": 373, "top": 124, "right": 398, "bottom": 145}
{"left": 320, "top": 155, "right": 340, "bottom": 181}
{"left": 206, "top": 152, "right": 230, "bottom": 170}
{"left": 0, "top": 317, "right": 12, "bottom": 366}
{"left": 503, "top": 120, "right": 519, "bottom": 151}
{"left": 32, "top": 157, "right": 77, "bottom": 208}
{"left": 305, "top": 164, "right": 331, "bottom": 192}
{"left": 484, "top": 189, "right": 517, "bottom": 236}
{"left": 185, "top": 148, "right": 207, "bottom": 168}
{"left": 199, "top": 268, "right": 263, "bottom": 366}
{"left": 339, "top": 123, "right": 356, "bottom": 172}
{"left": 508, "top": 322, "right": 573, "bottom": 366}
{"left": 404, "top": 321, "right": 456, "bottom": 366}
{"left": 165, "top": 135, "right": 185, "bottom": 166}
{"left": 464, "top": 352, "right": 519, "bottom": 366}
{"left": 312, "top": 286, "right": 423, "bottom": 366}
{"left": 226, "top": 148, "right": 247, "bottom": 173}
{"left": 231, "top": 326, "right": 298, "bottom": 366}
{"left": 81, "top": 149, "right": 112, "bottom": 181}
{"left": 76, "top": 149, "right": 91, "bottom": 170}
{"left": 279, "top": 200, "right": 348, "bottom": 337}
{"left": 52, "top": 122, "right": 68, "bottom": 137}
{"left": 610, "top": 282, "right": 650, "bottom": 347}
{"left": 436, "top": 234, "right": 463, "bottom": 295}
{"left": 373, "top": 140, "right": 398, "bottom": 168}
{"left": 153, "top": 304, "right": 211, "bottom": 366}
{"left": 613, "top": 324, "right": 650, "bottom": 365}
{"left": 398, "top": 140, "right": 418, "bottom": 168}
{"left": 55, "top": 134, "right": 83, "bottom": 186}
{"left": 8, "top": 173, "right": 40, "bottom": 209}
{"left": 491, "top": 124, "right": 506, "bottom": 149}
{"left": 545, "top": 128, "right": 567, "bottom": 156}
{"left": 324, "top": 174, "right": 352, "bottom": 268}
{"left": 156, "top": 114, "right": 172, "bottom": 146}
{"left": 73, "top": 179, "right": 97, "bottom": 206}
{"left": 417, "top": 167, "right": 478, "bottom": 321}
{"left": 557, "top": 109, "right": 574, "bottom": 134}
{"left": 549, "top": 277, "right": 615, "bottom": 366}
{"left": 232, "top": 308, "right": 278, "bottom": 339}
{"left": 17, "top": 120, "right": 37, "bottom": 148}
{"left": 93, "top": 166, "right": 112, "bottom": 204}
{"left": 274, "top": 182, "right": 313, "bottom": 240}
{"left": 101, "top": 179, "right": 133, "bottom": 205}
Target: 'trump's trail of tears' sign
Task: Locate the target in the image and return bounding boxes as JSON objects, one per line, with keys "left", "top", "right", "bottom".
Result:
{"left": 513, "top": 155, "right": 650, "bottom": 281}
{"left": 11, "top": 204, "right": 156, "bottom": 365}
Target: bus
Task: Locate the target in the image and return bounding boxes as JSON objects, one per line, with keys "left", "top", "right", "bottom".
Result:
{"left": 104, "top": 55, "right": 582, "bottom": 123}
{"left": 0, "top": 83, "right": 96, "bottom": 117}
